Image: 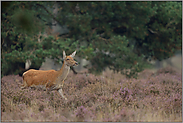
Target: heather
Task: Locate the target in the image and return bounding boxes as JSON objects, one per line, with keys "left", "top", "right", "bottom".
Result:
{"left": 1, "top": 67, "right": 182, "bottom": 122}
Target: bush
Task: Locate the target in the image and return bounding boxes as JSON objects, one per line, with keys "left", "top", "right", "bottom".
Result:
{"left": 1, "top": 67, "right": 182, "bottom": 122}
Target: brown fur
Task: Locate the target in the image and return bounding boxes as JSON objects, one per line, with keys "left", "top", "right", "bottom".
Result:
{"left": 22, "top": 69, "right": 58, "bottom": 88}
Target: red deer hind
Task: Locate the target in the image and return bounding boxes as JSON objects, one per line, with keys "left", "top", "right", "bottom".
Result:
{"left": 21, "top": 51, "right": 78, "bottom": 100}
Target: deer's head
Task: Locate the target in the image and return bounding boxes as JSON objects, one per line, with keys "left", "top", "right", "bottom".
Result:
{"left": 63, "top": 51, "right": 78, "bottom": 66}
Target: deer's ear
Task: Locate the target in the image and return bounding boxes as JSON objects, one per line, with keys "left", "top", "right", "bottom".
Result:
{"left": 70, "top": 51, "right": 76, "bottom": 58}
{"left": 63, "top": 51, "right": 66, "bottom": 59}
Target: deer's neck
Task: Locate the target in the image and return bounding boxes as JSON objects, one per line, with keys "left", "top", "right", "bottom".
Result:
{"left": 57, "top": 61, "right": 70, "bottom": 81}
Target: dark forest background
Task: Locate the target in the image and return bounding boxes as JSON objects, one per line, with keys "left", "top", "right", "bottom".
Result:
{"left": 1, "top": 1, "right": 182, "bottom": 78}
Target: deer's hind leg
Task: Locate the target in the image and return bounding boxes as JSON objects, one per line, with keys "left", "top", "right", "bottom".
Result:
{"left": 21, "top": 80, "right": 28, "bottom": 89}
{"left": 46, "top": 87, "right": 51, "bottom": 94}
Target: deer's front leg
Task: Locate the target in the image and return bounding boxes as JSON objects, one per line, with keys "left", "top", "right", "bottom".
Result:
{"left": 61, "top": 80, "right": 64, "bottom": 87}
{"left": 58, "top": 88, "right": 67, "bottom": 100}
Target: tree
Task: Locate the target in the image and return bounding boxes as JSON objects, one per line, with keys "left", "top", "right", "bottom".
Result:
{"left": 1, "top": 1, "right": 182, "bottom": 78}
{"left": 2, "top": 2, "right": 47, "bottom": 76}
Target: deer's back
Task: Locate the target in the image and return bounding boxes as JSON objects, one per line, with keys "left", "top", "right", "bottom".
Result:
{"left": 23, "top": 69, "right": 58, "bottom": 86}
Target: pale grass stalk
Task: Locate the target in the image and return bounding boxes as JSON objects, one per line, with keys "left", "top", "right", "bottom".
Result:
{"left": 95, "top": 111, "right": 104, "bottom": 122}
{"left": 134, "top": 107, "right": 182, "bottom": 122}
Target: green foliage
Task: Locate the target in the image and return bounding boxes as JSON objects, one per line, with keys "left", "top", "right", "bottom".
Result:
{"left": 141, "top": 1, "right": 182, "bottom": 60}
{"left": 1, "top": 1, "right": 182, "bottom": 78}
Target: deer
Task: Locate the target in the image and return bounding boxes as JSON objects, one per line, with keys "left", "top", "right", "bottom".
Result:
{"left": 21, "top": 51, "right": 78, "bottom": 100}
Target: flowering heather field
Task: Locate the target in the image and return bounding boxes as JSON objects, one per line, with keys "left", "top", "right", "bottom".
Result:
{"left": 1, "top": 67, "right": 182, "bottom": 122}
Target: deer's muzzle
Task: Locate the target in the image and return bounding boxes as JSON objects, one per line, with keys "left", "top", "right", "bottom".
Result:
{"left": 74, "top": 62, "right": 78, "bottom": 66}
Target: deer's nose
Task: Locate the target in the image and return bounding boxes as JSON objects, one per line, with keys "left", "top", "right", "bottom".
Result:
{"left": 75, "top": 62, "right": 78, "bottom": 66}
